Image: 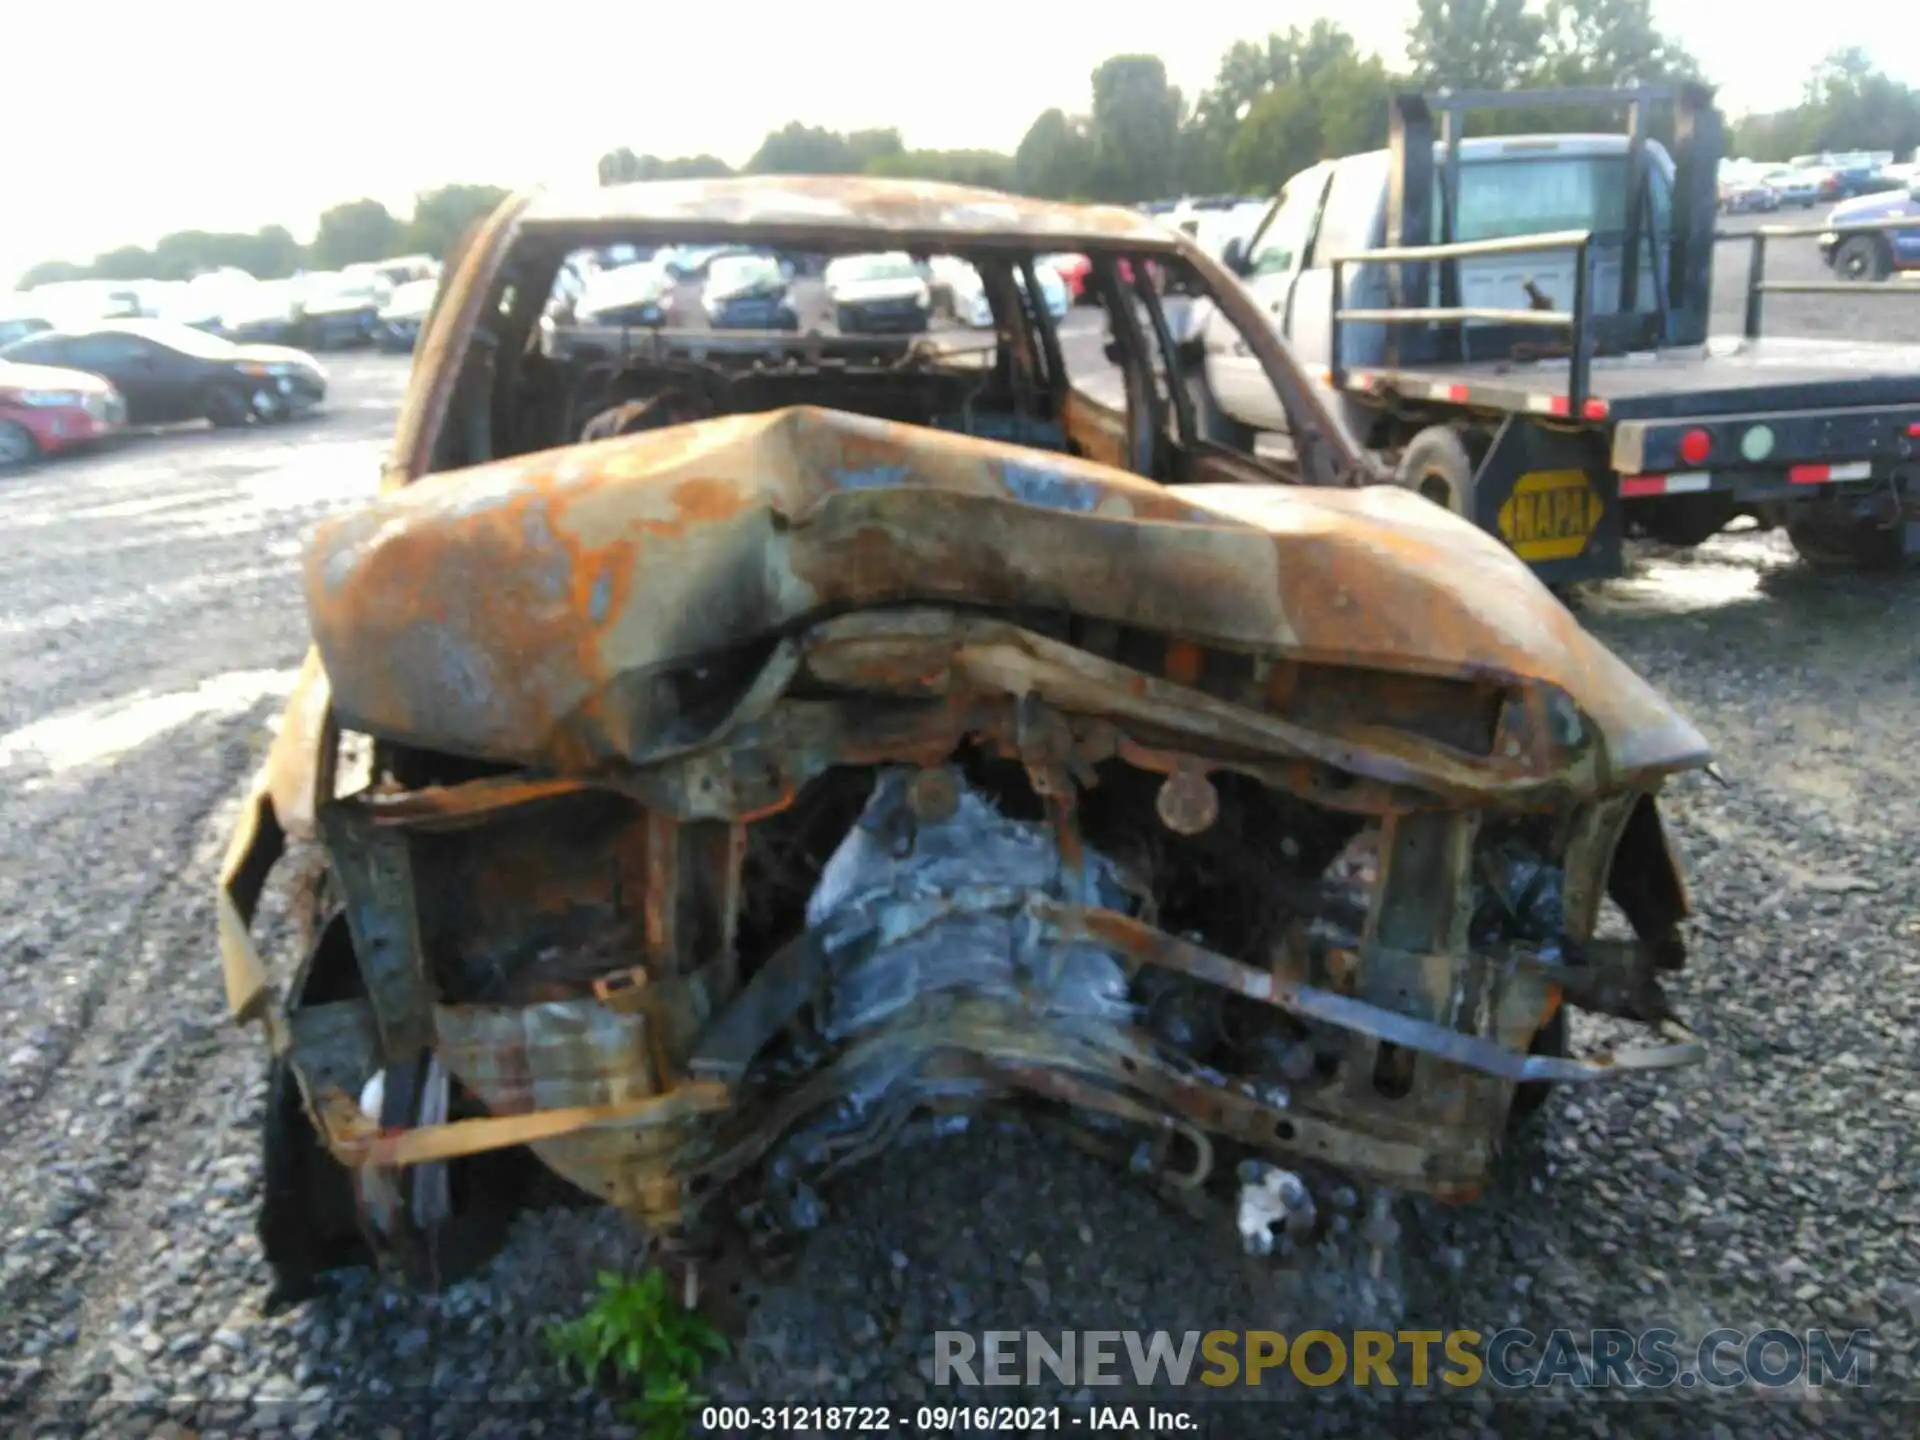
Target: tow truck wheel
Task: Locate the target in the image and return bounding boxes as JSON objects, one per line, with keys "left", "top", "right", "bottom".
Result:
{"left": 1786, "top": 516, "right": 1907, "bottom": 571}
{"left": 1395, "top": 424, "right": 1482, "bottom": 515}
{"left": 1833, "top": 235, "right": 1890, "bottom": 283}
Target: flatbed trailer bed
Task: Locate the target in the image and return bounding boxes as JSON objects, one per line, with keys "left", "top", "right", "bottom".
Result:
{"left": 1326, "top": 215, "right": 1920, "bottom": 579}
{"left": 1339, "top": 334, "right": 1920, "bottom": 421}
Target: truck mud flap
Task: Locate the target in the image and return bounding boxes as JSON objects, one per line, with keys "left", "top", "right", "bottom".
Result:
{"left": 1473, "top": 416, "right": 1623, "bottom": 585}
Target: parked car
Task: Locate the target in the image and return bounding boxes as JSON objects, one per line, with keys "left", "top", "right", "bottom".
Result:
{"left": 574, "top": 261, "right": 677, "bottom": 327}
{"left": 0, "top": 314, "right": 53, "bottom": 349}
{"left": 293, "top": 273, "right": 392, "bottom": 350}
{"left": 161, "top": 269, "right": 260, "bottom": 333}
{"left": 700, "top": 254, "right": 799, "bottom": 330}
{"left": 657, "top": 245, "right": 731, "bottom": 280}
{"left": 1759, "top": 167, "right": 1824, "bottom": 208}
{"left": 939, "top": 257, "right": 1069, "bottom": 326}
{"left": 1036, "top": 251, "right": 1159, "bottom": 302}
{"left": 1717, "top": 161, "right": 1779, "bottom": 214}
{"left": 376, "top": 279, "right": 438, "bottom": 352}
{"left": 353, "top": 255, "right": 439, "bottom": 288}
{"left": 1044, "top": 252, "right": 1093, "bottom": 303}
{"left": 823, "top": 251, "right": 931, "bottom": 333}
{"left": 222, "top": 282, "right": 300, "bottom": 345}
{"left": 0, "top": 320, "right": 326, "bottom": 427}
{"left": 1819, "top": 177, "right": 1920, "bottom": 281}
{"left": 0, "top": 359, "right": 127, "bottom": 468}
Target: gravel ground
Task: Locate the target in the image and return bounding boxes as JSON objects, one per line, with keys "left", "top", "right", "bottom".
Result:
{"left": 0, "top": 228, "right": 1916, "bottom": 1440}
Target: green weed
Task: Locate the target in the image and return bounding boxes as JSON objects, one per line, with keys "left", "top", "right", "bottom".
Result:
{"left": 545, "top": 1267, "right": 730, "bottom": 1440}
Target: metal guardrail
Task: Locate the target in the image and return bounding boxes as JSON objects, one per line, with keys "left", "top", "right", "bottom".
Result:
{"left": 1724, "top": 215, "right": 1920, "bottom": 338}
{"left": 1328, "top": 228, "right": 1596, "bottom": 412}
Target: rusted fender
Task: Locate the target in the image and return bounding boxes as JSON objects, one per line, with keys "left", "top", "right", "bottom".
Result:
{"left": 304, "top": 405, "right": 1708, "bottom": 783}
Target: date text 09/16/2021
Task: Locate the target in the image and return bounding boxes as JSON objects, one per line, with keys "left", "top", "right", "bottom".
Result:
{"left": 698, "top": 1405, "right": 1196, "bottom": 1432}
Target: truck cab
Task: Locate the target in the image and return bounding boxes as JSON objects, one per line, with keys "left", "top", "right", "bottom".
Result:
{"left": 1205, "top": 133, "right": 1678, "bottom": 438}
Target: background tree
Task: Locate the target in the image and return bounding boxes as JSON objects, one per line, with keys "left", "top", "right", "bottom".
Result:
{"left": 309, "top": 199, "right": 404, "bottom": 269}
{"left": 16, "top": 259, "right": 90, "bottom": 288}
{"left": 1780, "top": 49, "right": 1920, "bottom": 158}
{"left": 1539, "top": 0, "right": 1696, "bottom": 87}
{"left": 745, "top": 122, "right": 859, "bottom": 174}
{"left": 1012, "top": 108, "right": 1096, "bottom": 199}
{"left": 1405, "top": 0, "right": 1544, "bottom": 92}
{"left": 90, "top": 246, "right": 157, "bottom": 281}
{"left": 597, "top": 149, "right": 734, "bottom": 184}
{"left": 864, "top": 149, "right": 1015, "bottom": 189}
{"left": 404, "top": 184, "right": 511, "bottom": 258}
{"left": 1085, "top": 56, "right": 1183, "bottom": 201}
{"left": 241, "top": 226, "right": 305, "bottom": 278}
{"left": 1184, "top": 23, "right": 1387, "bottom": 194}
{"left": 845, "top": 128, "right": 906, "bottom": 170}
{"left": 1225, "top": 50, "right": 1395, "bottom": 191}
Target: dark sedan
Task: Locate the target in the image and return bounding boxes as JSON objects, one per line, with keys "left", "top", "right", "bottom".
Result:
{"left": 0, "top": 315, "right": 52, "bottom": 349}
{"left": 0, "top": 320, "right": 327, "bottom": 427}
{"left": 292, "top": 274, "right": 391, "bottom": 350}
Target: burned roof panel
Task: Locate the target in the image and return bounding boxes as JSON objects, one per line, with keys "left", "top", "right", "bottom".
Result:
{"left": 518, "top": 174, "right": 1183, "bottom": 249}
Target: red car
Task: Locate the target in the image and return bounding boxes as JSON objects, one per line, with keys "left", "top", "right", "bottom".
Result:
{"left": 1044, "top": 252, "right": 1162, "bottom": 305}
{"left": 0, "top": 360, "right": 127, "bottom": 468}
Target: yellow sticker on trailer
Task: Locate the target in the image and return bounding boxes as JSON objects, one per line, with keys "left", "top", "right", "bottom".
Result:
{"left": 1498, "top": 469, "right": 1604, "bottom": 562}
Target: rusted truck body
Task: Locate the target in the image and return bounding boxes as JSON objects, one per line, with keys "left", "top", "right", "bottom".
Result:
{"left": 216, "top": 176, "right": 1710, "bottom": 1296}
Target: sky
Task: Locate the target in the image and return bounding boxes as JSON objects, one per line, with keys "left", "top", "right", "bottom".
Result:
{"left": 8, "top": 0, "right": 1918, "bottom": 288}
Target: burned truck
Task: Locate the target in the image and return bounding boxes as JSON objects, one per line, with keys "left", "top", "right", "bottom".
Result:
{"left": 216, "top": 176, "right": 1711, "bottom": 1300}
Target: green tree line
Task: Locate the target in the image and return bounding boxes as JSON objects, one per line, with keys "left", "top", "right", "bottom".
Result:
{"left": 19, "top": 1, "right": 1920, "bottom": 290}
{"left": 16, "top": 183, "right": 510, "bottom": 291}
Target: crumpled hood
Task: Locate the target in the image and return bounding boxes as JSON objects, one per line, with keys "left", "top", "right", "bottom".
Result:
{"left": 305, "top": 406, "right": 1708, "bottom": 787}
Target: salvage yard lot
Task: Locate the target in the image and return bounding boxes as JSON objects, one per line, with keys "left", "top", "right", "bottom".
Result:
{"left": 0, "top": 226, "right": 1915, "bottom": 1439}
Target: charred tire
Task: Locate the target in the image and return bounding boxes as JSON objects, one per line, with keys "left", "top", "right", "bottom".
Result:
{"left": 1509, "top": 1003, "right": 1568, "bottom": 1124}
{"left": 1182, "top": 371, "right": 1256, "bottom": 450}
{"left": 205, "top": 385, "right": 251, "bottom": 428}
{"left": 1786, "top": 515, "right": 1908, "bottom": 571}
{"left": 259, "top": 1054, "right": 372, "bottom": 1306}
{"left": 1832, "top": 235, "right": 1891, "bottom": 283}
{"left": 1395, "top": 424, "right": 1483, "bottom": 516}
{"left": 0, "top": 419, "right": 38, "bottom": 470}
{"left": 261, "top": 911, "right": 536, "bottom": 1298}
{"left": 1636, "top": 490, "right": 1738, "bottom": 548}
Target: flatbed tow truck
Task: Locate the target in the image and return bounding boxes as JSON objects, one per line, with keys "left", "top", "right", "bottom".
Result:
{"left": 1204, "top": 83, "right": 1920, "bottom": 580}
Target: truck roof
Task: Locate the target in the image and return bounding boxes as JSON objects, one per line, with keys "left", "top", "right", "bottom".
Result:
{"left": 1338, "top": 133, "right": 1668, "bottom": 169}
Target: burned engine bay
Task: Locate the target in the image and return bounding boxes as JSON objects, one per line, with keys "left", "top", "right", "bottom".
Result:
{"left": 221, "top": 402, "right": 1712, "bottom": 1298}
